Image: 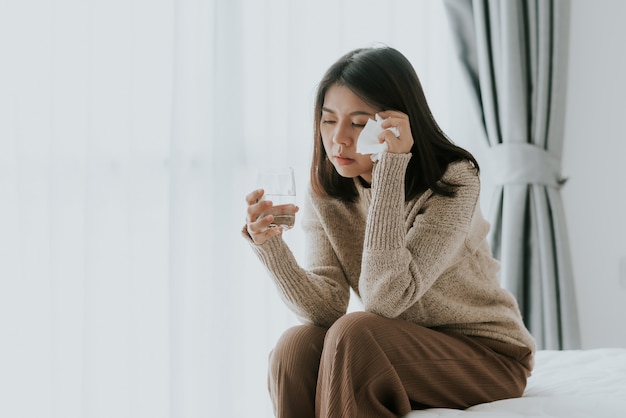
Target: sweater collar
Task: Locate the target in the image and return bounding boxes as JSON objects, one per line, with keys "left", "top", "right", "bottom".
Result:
{"left": 354, "top": 177, "right": 372, "bottom": 209}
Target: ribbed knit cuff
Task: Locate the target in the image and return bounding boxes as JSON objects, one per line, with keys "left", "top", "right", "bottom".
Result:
{"left": 365, "top": 153, "right": 411, "bottom": 250}
{"left": 241, "top": 225, "right": 306, "bottom": 298}
{"left": 241, "top": 227, "right": 289, "bottom": 269}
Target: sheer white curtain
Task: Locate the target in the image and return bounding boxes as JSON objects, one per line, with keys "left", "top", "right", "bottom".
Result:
{"left": 0, "top": 1, "right": 455, "bottom": 417}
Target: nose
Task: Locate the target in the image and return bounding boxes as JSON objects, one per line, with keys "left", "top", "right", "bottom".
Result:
{"left": 333, "top": 120, "right": 354, "bottom": 146}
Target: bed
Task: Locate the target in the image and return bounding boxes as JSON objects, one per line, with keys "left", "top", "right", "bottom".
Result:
{"left": 405, "top": 348, "right": 626, "bottom": 418}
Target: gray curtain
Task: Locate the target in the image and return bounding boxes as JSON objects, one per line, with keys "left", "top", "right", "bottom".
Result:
{"left": 444, "top": 0, "right": 580, "bottom": 349}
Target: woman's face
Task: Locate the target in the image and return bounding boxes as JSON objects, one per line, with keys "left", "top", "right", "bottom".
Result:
{"left": 320, "top": 84, "right": 378, "bottom": 184}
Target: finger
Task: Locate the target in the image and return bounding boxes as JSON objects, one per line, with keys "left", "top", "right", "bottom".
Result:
{"left": 378, "top": 120, "right": 402, "bottom": 138}
{"left": 247, "top": 213, "right": 274, "bottom": 233}
{"left": 379, "top": 112, "right": 408, "bottom": 130}
{"left": 379, "top": 116, "right": 394, "bottom": 128}
{"left": 247, "top": 216, "right": 283, "bottom": 244}
{"left": 246, "top": 199, "right": 273, "bottom": 223}
{"left": 378, "top": 110, "right": 407, "bottom": 121}
{"left": 377, "top": 110, "right": 392, "bottom": 120}
{"left": 380, "top": 130, "right": 407, "bottom": 153}
{"left": 245, "top": 188, "right": 265, "bottom": 205}
{"left": 379, "top": 129, "right": 399, "bottom": 143}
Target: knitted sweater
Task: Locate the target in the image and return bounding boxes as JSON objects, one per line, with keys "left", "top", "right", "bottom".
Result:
{"left": 245, "top": 152, "right": 536, "bottom": 356}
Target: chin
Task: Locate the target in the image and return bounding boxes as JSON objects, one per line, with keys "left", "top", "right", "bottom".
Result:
{"left": 333, "top": 167, "right": 362, "bottom": 180}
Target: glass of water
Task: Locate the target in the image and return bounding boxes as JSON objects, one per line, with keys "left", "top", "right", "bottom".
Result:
{"left": 256, "top": 167, "right": 296, "bottom": 229}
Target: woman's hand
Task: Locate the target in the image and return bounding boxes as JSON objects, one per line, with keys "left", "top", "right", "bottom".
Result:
{"left": 245, "top": 189, "right": 299, "bottom": 245}
{"left": 378, "top": 110, "right": 414, "bottom": 154}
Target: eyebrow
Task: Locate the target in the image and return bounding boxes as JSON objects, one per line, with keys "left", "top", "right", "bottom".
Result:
{"left": 321, "top": 107, "right": 374, "bottom": 117}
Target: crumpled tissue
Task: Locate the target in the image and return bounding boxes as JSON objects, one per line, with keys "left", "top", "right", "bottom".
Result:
{"left": 356, "top": 113, "right": 400, "bottom": 160}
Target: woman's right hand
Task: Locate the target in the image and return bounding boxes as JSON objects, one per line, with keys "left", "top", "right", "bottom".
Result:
{"left": 245, "top": 189, "right": 298, "bottom": 245}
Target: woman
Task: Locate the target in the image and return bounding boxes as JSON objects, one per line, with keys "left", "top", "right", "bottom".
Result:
{"left": 243, "top": 46, "right": 535, "bottom": 418}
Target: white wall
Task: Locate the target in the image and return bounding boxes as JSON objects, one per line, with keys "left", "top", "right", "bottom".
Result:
{"left": 561, "top": 0, "right": 626, "bottom": 348}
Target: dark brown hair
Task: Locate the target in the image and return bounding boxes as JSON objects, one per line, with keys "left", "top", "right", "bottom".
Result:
{"left": 310, "top": 46, "right": 478, "bottom": 203}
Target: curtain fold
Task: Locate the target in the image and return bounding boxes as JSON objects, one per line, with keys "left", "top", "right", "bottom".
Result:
{"left": 444, "top": 0, "right": 580, "bottom": 349}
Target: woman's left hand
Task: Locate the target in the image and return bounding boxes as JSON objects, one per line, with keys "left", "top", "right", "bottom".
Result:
{"left": 378, "top": 110, "right": 414, "bottom": 154}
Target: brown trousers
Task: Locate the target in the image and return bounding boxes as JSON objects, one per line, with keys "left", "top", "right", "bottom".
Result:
{"left": 268, "top": 312, "right": 532, "bottom": 418}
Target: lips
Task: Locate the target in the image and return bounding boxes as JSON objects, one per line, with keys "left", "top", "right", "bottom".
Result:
{"left": 334, "top": 155, "right": 354, "bottom": 165}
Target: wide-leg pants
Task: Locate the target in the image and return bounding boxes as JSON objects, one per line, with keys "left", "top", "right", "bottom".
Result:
{"left": 268, "top": 311, "right": 532, "bottom": 418}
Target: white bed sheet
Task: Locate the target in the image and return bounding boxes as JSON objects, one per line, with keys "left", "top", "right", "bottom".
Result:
{"left": 405, "top": 348, "right": 626, "bottom": 418}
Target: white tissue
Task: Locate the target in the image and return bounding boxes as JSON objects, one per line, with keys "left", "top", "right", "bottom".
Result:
{"left": 356, "top": 114, "right": 399, "bottom": 158}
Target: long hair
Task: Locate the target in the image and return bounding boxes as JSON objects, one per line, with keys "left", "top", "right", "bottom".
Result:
{"left": 310, "top": 46, "right": 478, "bottom": 203}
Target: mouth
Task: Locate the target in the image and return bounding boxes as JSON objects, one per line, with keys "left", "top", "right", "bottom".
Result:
{"left": 334, "top": 155, "right": 355, "bottom": 166}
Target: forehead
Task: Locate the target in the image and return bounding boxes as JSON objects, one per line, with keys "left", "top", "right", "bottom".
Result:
{"left": 322, "top": 84, "right": 377, "bottom": 114}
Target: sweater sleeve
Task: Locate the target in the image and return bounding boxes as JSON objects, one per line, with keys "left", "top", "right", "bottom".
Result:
{"left": 242, "top": 190, "right": 350, "bottom": 327}
{"left": 360, "top": 154, "right": 479, "bottom": 318}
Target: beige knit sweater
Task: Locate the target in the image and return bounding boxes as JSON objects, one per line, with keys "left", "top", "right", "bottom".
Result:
{"left": 245, "top": 152, "right": 536, "bottom": 355}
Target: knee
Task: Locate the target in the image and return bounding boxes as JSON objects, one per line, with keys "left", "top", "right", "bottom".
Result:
{"left": 324, "top": 311, "right": 380, "bottom": 348}
{"left": 270, "top": 325, "right": 327, "bottom": 373}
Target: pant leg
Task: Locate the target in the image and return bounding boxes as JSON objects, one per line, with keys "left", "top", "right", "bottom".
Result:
{"left": 268, "top": 324, "right": 327, "bottom": 418}
{"left": 315, "top": 312, "right": 532, "bottom": 418}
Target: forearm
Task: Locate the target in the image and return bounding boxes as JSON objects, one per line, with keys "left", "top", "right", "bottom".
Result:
{"left": 359, "top": 158, "right": 479, "bottom": 318}
{"left": 242, "top": 229, "right": 349, "bottom": 326}
{"left": 360, "top": 153, "right": 416, "bottom": 316}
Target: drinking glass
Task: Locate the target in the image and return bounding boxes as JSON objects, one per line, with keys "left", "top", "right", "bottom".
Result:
{"left": 256, "top": 167, "right": 296, "bottom": 229}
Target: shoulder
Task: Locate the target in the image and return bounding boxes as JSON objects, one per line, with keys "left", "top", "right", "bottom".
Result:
{"left": 429, "top": 160, "right": 481, "bottom": 218}
{"left": 409, "top": 160, "right": 480, "bottom": 230}
{"left": 305, "top": 185, "right": 343, "bottom": 210}
{"left": 303, "top": 185, "right": 354, "bottom": 223}
{"left": 442, "top": 159, "right": 479, "bottom": 181}
{"left": 440, "top": 159, "right": 480, "bottom": 193}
